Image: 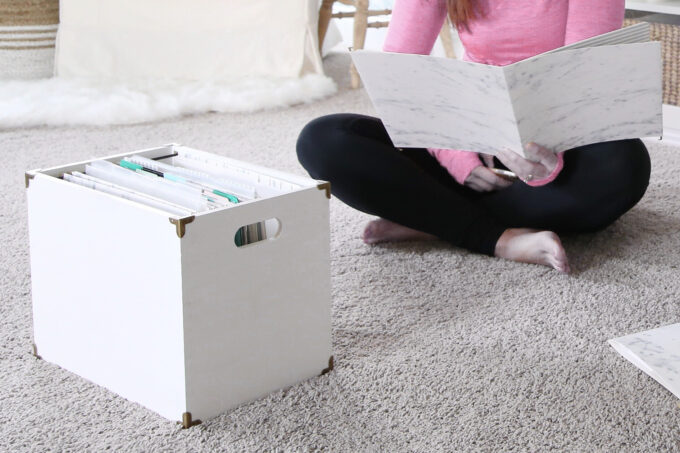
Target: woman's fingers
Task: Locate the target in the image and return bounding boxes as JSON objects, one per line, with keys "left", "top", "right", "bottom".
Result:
{"left": 466, "top": 177, "right": 492, "bottom": 192}
{"left": 465, "top": 166, "right": 513, "bottom": 192}
{"left": 465, "top": 167, "right": 492, "bottom": 191}
{"left": 524, "top": 142, "right": 558, "bottom": 170}
{"left": 496, "top": 143, "right": 557, "bottom": 182}
{"left": 477, "top": 167, "right": 513, "bottom": 188}
{"left": 496, "top": 148, "right": 543, "bottom": 180}
{"left": 470, "top": 180, "right": 492, "bottom": 192}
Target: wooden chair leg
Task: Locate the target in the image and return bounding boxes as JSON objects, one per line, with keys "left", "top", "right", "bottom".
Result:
{"left": 318, "top": 0, "right": 335, "bottom": 54}
{"left": 351, "top": 0, "right": 369, "bottom": 88}
{"left": 439, "top": 15, "right": 456, "bottom": 59}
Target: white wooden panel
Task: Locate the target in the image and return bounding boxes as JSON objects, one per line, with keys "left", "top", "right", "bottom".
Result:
{"left": 27, "top": 174, "right": 187, "bottom": 420}
{"left": 180, "top": 186, "right": 332, "bottom": 420}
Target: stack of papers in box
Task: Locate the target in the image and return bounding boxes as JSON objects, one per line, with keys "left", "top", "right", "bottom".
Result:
{"left": 60, "top": 146, "right": 302, "bottom": 246}
{"left": 609, "top": 323, "right": 680, "bottom": 399}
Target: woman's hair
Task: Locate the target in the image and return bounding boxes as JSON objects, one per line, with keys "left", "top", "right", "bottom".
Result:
{"left": 446, "top": 0, "right": 481, "bottom": 32}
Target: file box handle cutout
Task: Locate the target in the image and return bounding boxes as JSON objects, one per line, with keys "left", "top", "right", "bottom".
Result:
{"left": 234, "top": 217, "right": 281, "bottom": 247}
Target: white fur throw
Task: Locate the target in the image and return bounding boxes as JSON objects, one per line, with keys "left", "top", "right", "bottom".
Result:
{"left": 0, "top": 74, "right": 337, "bottom": 128}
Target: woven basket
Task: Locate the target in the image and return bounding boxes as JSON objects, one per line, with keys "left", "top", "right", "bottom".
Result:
{"left": 0, "top": 0, "right": 59, "bottom": 80}
{"left": 624, "top": 17, "right": 680, "bottom": 106}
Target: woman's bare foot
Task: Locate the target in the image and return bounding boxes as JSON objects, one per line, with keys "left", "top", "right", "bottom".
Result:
{"left": 362, "top": 218, "right": 437, "bottom": 244}
{"left": 494, "top": 228, "right": 570, "bottom": 273}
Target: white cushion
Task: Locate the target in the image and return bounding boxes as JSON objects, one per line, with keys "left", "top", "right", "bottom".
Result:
{"left": 56, "top": 0, "right": 324, "bottom": 80}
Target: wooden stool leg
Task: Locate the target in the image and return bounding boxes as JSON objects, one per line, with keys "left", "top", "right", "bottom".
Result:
{"left": 439, "top": 16, "right": 456, "bottom": 59}
{"left": 350, "top": 0, "right": 369, "bottom": 89}
{"left": 318, "top": 0, "right": 335, "bottom": 54}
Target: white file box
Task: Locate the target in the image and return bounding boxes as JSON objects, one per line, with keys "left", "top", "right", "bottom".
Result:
{"left": 25, "top": 144, "right": 333, "bottom": 427}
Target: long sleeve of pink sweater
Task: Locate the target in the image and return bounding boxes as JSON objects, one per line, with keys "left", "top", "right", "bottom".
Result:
{"left": 382, "top": 0, "right": 625, "bottom": 186}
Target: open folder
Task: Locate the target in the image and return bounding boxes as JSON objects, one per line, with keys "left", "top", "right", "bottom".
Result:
{"left": 350, "top": 23, "right": 663, "bottom": 157}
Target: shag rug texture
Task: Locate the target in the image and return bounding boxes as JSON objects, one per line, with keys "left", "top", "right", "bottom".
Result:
{"left": 0, "top": 73, "right": 337, "bottom": 128}
{"left": 1, "top": 52, "right": 680, "bottom": 451}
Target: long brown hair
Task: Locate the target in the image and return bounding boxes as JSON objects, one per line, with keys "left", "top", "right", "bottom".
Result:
{"left": 447, "top": 0, "right": 481, "bottom": 32}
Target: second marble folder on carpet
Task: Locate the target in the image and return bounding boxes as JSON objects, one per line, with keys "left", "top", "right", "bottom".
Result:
{"left": 609, "top": 323, "right": 680, "bottom": 400}
{"left": 351, "top": 23, "right": 662, "bottom": 158}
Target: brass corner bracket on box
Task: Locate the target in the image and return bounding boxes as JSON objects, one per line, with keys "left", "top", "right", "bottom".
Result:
{"left": 179, "top": 356, "right": 333, "bottom": 429}
{"left": 169, "top": 216, "right": 195, "bottom": 238}
{"left": 320, "top": 355, "right": 334, "bottom": 375}
{"left": 181, "top": 412, "right": 202, "bottom": 429}
{"left": 317, "top": 182, "right": 331, "bottom": 199}
{"left": 32, "top": 343, "right": 42, "bottom": 360}
{"left": 25, "top": 172, "right": 37, "bottom": 189}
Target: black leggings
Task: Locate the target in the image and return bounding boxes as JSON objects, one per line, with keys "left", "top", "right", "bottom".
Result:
{"left": 296, "top": 113, "right": 651, "bottom": 255}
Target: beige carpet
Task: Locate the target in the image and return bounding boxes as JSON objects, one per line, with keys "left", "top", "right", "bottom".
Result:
{"left": 2, "top": 52, "right": 680, "bottom": 451}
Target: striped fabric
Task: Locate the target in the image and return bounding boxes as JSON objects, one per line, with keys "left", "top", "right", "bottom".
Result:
{"left": 0, "top": 0, "right": 59, "bottom": 80}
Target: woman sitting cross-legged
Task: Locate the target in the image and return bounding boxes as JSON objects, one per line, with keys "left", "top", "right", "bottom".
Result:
{"left": 296, "top": 0, "right": 651, "bottom": 273}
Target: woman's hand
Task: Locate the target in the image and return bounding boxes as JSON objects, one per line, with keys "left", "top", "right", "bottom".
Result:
{"left": 496, "top": 142, "right": 558, "bottom": 184}
{"left": 464, "top": 165, "right": 513, "bottom": 192}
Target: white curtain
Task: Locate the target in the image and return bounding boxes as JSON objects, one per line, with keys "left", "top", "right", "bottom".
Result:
{"left": 56, "top": 0, "right": 325, "bottom": 80}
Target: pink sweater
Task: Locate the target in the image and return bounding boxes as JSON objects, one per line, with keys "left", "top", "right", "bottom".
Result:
{"left": 383, "top": 0, "right": 625, "bottom": 186}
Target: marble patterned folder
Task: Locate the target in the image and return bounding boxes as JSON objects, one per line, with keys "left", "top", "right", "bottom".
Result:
{"left": 350, "top": 23, "right": 662, "bottom": 157}
{"left": 609, "top": 323, "right": 680, "bottom": 399}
